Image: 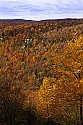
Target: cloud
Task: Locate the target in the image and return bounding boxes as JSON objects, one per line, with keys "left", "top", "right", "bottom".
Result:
{"left": 0, "top": 0, "right": 83, "bottom": 20}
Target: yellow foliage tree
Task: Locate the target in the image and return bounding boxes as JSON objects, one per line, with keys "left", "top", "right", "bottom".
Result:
{"left": 34, "top": 35, "right": 83, "bottom": 125}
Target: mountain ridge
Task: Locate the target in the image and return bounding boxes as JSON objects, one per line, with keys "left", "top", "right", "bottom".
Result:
{"left": 0, "top": 18, "right": 83, "bottom": 22}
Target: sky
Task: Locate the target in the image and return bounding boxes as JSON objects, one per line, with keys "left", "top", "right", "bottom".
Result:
{"left": 0, "top": 0, "right": 83, "bottom": 20}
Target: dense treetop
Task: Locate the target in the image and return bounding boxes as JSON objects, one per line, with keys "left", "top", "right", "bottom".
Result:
{"left": 0, "top": 19, "right": 83, "bottom": 125}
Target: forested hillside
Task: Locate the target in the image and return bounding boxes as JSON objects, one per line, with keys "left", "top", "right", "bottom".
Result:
{"left": 0, "top": 19, "right": 83, "bottom": 125}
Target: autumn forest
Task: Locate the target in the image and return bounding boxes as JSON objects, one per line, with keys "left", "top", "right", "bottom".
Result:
{"left": 0, "top": 19, "right": 83, "bottom": 125}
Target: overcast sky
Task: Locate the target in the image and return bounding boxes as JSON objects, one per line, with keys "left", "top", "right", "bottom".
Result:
{"left": 0, "top": 0, "right": 83, "bottom": 20}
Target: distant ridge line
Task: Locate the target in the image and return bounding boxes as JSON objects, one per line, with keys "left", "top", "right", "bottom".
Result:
{"left": 0, "top": 18, "right": 83, "bottom": 22}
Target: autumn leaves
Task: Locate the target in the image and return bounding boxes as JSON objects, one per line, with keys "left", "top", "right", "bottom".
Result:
{"left": 0, "top": 20, "right": 83, "bottom": 125}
